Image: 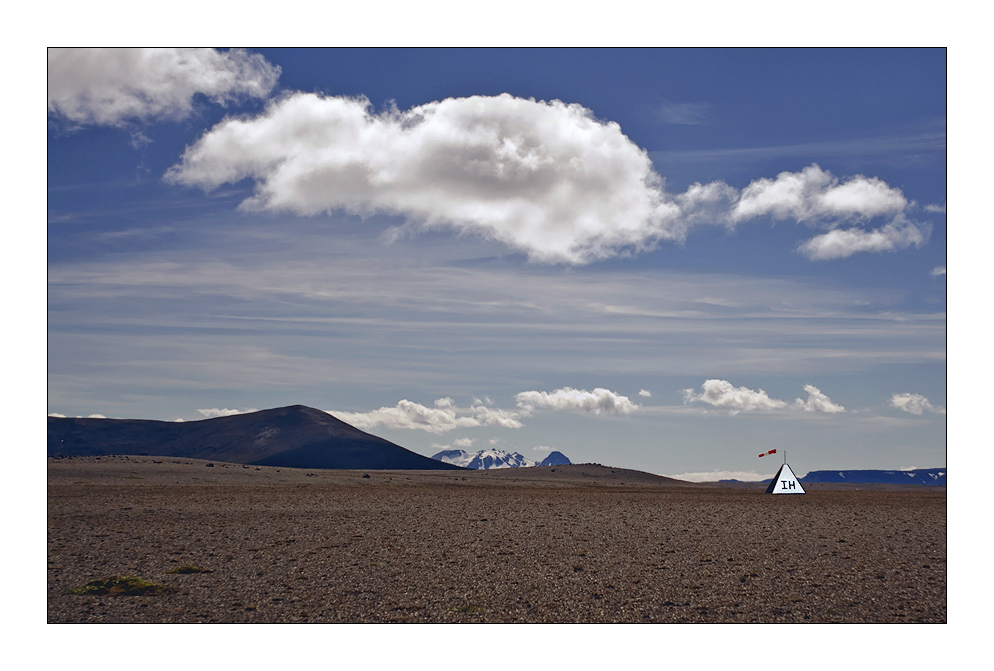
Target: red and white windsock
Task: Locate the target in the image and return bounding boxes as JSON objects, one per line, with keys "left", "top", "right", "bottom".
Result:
{"left": 758, "top": 449, "right": 777, "bottom": 458}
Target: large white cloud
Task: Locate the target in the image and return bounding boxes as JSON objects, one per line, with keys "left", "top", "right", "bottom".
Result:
{"left": 167, "top": 92, "right": 684, "bottom": 264}
{"left": 515, "top": 387, "right": 639, "bottom": 415}
{"left": 166, "top": 91, "right": 929, "bottom": 264}
{"left": 48, "top": 48, "right": 280, "bottom": 127}
{"left": 329, "top": 398, "right": 524, "bottom": 434}
{"left": 890, "top": 393, "right": 945, "bottom": 415}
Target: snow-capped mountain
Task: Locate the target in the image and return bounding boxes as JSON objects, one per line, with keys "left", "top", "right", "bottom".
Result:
{"left": 431, "top": 448, "right": 572, "bottom": 470}
{"left": 538, "top": 451, "right": 571, "bottom": 467}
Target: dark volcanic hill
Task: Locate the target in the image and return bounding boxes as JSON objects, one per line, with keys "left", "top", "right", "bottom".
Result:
{"left": 48, "top": 405, "right": 463, "bottom": 471}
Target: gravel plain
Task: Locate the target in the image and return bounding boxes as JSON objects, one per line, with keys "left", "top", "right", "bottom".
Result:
{"left": 48, "top": 456, "right": 946, "bottom": 623}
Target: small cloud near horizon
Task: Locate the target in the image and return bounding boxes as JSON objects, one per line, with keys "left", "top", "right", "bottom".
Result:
{"left": 197, "top": 407, "right": 258, "bottom": 419}
{"left": 890, "top": 393, "right": 945, "bottom": 415}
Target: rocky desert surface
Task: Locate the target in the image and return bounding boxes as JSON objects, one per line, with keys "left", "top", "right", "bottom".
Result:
{"left": 48, "top": 456, "right": 946, "bottom": 623}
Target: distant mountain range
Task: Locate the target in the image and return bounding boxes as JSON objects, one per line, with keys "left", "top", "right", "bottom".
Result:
{"left": 48, "top": 405, "right": 463, "bottom": 471}
{"left": 801, "top": 468, "right": 945, "bottom": 486}
{"left": 431, "top": 448, "right": 572, "bottom": 470}
{"left": 721, "top": 467, "right": 946, "bottom": 486}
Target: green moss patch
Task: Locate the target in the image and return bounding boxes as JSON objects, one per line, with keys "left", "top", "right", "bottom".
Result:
{"left": 450, "top": 603, "right": 482, "bottom": 614}
{"left": 167, "top": 565, "right": 213, "bottom": 574}
{"left": 65, "top": 576, "right": 177, "bottom": 597}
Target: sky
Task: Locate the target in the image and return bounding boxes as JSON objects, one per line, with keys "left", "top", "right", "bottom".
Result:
{"left": 47, "top": 47, "right": 948, "bottom": 481}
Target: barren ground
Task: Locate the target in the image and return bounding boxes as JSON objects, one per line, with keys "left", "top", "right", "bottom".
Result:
{"left": 48, "top": 456, "right": 946, "bottom": 623}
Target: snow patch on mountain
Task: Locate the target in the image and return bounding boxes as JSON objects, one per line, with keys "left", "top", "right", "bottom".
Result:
{"left": 432, "top": 448, "right": 571, "bottom": 470}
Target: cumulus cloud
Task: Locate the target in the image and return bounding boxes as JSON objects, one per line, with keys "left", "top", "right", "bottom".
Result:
{"left": 471, "top": 403, "right": 527, "bottom": 428}
{"left": 931, "top": 266, "right": 946, "bottom": 276}
{"left": 453, "top": 437, "right": 476, "bottom": 448}
{"left": 329, "top": 398, "right": 524, "bottom": 434}
{"left": 515, "top": 387, "right": 639, "bottom": 415}
{"left": 731, "top": 165, "right": 908, "bottom": 224}
{"left": 197, "top": 407, "right": 258, "bottom": 418}
{"left": 167, "top": 92, "right": 685, "bottom": 264}
{"left": 728, "top": 165, "right": 929, "bottom": 261}
{"left": 890, "top": 393, "right": 945, "bottom": 415}
{"left": 793, "top": 384, "right": 845, "bottom": 413}
{"left": 682, "top": 379, "right": 787, "bottom": 415}
{"left": 684, "top": 380, "right": 845, "bottom": 415}
{"left": 797, "top": 215, "right": 929, "bottom": 260}
{"left": 639, "top": 389, "right": 652, "bottom": 397}
{"left": 166, "top": 90, "right": 930, "bottom": 264}
{"left": 48, "top": 412, "right": 66, "bottom": 418}
{"left": 48, "top": 48, "right": 279, "bottom": 127}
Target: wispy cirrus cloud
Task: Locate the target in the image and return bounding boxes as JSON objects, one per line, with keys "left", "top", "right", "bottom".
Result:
{"left": 656, "top": 100, "right": 711, "bottom": 125}
{"left": 890, "top": 393, "right": 945, "bottom": 415}
{"left": 166, "top": 92, "right": 931, "bottom": 264}
{"left": 48, "top": 48, "right": 280, "bottom": 127}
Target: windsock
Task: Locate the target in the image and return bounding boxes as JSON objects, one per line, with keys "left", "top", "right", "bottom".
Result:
{"left": 758, "top": 449, "right": 776, "bottom": 458}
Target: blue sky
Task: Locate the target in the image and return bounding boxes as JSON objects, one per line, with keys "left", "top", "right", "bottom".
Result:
{"left": 47, "top": 48, "right": 947, "bottom": 480}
